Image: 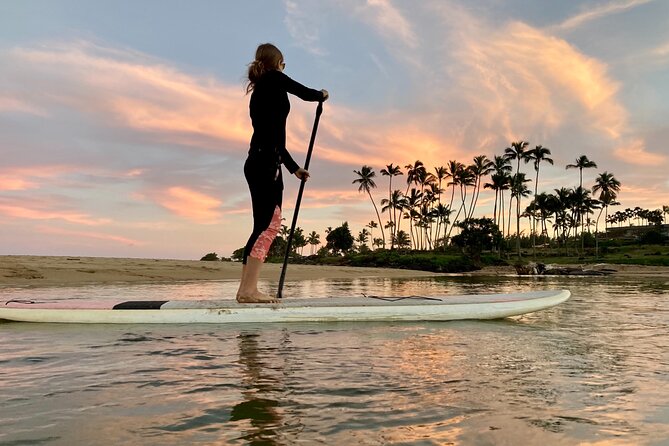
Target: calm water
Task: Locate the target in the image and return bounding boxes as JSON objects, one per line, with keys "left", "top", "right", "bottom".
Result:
{"left": 1, "top": 275, "right": 668, "bottom": 445}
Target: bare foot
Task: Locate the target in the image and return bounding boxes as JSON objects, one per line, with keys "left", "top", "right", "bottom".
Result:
{"left": 236, "top": 290, "right": 280, "bottom": 304}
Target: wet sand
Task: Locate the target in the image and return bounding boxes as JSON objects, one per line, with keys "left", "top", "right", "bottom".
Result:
{"left": 0, "top": 255, "right": 666, "bottom": 288}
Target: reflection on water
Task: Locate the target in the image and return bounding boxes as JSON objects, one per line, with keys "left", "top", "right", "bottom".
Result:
{"left": 0, "top": 275, "right": 668, "bottom": 445}
{"left": 230, "top": 332, "right": 283, "bottom": 445}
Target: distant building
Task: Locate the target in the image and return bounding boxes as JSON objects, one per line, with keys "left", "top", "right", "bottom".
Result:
{"left": 605, "top": 224, "right": 669, "bottom": 240}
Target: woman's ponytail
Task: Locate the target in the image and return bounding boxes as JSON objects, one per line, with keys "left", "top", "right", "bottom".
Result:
{"left": 245, "top": 43, "right": 283, "bottom": 94}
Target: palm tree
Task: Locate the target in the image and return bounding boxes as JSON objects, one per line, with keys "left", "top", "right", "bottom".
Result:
{"left": 532, "top": 192, "right": 555, "bottom": 241}
{"left": 353, "top": 166, "right": 385, "bottom": 248}
{"left": 434, "top": 166, "right": 447, "bottom": 204}
{"left": 432, "top": 203, "right": 452, "bottom": 248}
{"left": 566, "top": 155, "right": 597, "bottom": 239}
{"left": 307, "top": 231, "right": 320, "bottom": 255}
{"left": 365, "top": 221, "right": 377, "bottom": 248}
{"left": 444, "top": 160, "right": 464, "bottom": 238}
{"left": 380, "top": 164, "right": 403, "bottom": 245}
{"left": 551, "top": 187, "right": 574, "bottom": 253}
{"left": 404, "top": 188, "right": 423, "bottom": 248}
{"left": 566, "top": 155, "right": 597, "bottom": 190}
{"left": 381, "top": 189, "right": 408, "bottom": 247}
{"left": 404, "top": 160, "right": 425, "bottom": 197}
{"left": 486, "top": 155, "right": 512, "bottom": 233}
{"left": 356, "top": 228, "right": 370, "bottom": 250}
{"left": 594, "top": 194, "right": 619, "bottom": 257}
{"left": 510, "top": 173, "right": 532, "bottom": 257}
{"left": 592, "top": 171, "right": 621, "bottom": 233}
{"left": 293, "top": 227, "right": 307, "bottom": 255}
{"left": 571, "top": 186, "right": 598, "bottom": 253}
{"left": 467, "top": 155, "right": 494, "bottom": 220}
{"left": 394, "top": 230, "right": 411, "bottom": 250}
{"left": 484, "top": 172, "right": 510, "bottom": 234}
{"left": 504, "top": 141, "right": 531, "bottom": 243}
{"left": 451, "top": 166, "right": 476, "bottom": 232}
{"left": 504, "top": 141, "right": 531, "bottom": 176}
{"left": 527, "top": 145, "right": 553, "bottom": 253}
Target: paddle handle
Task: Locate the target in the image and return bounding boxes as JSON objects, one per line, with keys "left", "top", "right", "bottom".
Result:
{"left": 277, "top": 101, "right": 324, "bottom": 299}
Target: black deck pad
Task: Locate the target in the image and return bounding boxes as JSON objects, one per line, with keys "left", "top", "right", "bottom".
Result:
{"left": 113, "top": 301, "right": 169, "bottom": 310}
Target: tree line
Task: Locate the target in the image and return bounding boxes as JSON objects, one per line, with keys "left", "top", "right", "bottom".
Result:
{"left": 352, "top": 141, "right": 668, "bottom": 257}
{"left": 223, "top": 141, "right": 668, "bottom": 261}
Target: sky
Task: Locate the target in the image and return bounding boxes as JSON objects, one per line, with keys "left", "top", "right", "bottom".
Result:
{"left": 1, "top": 0, "right": 668, "bottom": 260}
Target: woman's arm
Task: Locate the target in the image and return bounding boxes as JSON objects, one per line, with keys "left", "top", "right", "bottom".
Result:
{"left": 280, "top": 146, "right": 300, "bottom": 174}
{"left": 278, "top": 72, "right": 325, "bottom": 102}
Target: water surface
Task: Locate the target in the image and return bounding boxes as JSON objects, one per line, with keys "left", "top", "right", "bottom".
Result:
{"left": 1, "top": 275, "right": 668, "bottom": 445}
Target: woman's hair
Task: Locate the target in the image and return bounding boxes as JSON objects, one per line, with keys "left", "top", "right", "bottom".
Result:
{"left": 246, "top": 43, "right": 284, "bottom": 93}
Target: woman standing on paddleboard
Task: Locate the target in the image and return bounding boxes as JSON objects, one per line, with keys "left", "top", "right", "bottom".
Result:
{"left": 237, "top": 43, "right": 328, "bottom": 303}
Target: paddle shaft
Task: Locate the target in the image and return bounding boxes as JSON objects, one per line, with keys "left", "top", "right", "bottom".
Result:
{"left": 277, "top": 101, "right": 324, "bottom": 298}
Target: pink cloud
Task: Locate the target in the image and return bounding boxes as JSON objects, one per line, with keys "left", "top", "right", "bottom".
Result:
{"left": 154, "top": 186, "right": 223, "bottom": 224}
{"left": 0, "top": 203, "right": 110, "bottom": 226}
{"left": 614, "top": 138, "right": 667, "bottom": 166}
{"left": 0, "top": 96, "right": 48, "bottom": 116}
{"left": 0, "top": 165, "right": 79, "bottom": 191}
{"left": 6, "top": 42, "right": 251, "bottom": 151}
{"left": 36, "top": 225, "right": 143, "bottom": 246}
{"left": 0, "top": 177, "right": 37, "bottom": 191}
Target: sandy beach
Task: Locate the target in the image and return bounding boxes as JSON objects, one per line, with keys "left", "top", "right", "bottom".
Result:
{"left": 0, "top": 255, "right": 447, "bottom": 288}
{"left": 0, "top": 255, "right": 666, "bottom": 288}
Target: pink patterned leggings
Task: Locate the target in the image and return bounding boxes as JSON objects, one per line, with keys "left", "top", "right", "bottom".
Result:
{"left": 248, "top": 206, "right": 281, "bottom": 262}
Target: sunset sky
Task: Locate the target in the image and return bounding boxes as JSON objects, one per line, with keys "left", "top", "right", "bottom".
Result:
{"left": 1, "top": 0, "right": 668, "bottom": 259}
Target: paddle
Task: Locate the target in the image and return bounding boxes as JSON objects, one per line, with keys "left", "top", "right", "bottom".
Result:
{"left": 277, "top": 100, "right": 324, "bottom": 299}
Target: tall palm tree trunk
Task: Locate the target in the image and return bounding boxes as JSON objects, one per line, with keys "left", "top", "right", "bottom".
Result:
{"left": 532, "top": 169, "right": 539, "bottom": 257}
{"left": 367, "top": 190, "right": 385, "bottom": 248}
{"left": 516, "top": 193, "right": 522, "bottom": 258}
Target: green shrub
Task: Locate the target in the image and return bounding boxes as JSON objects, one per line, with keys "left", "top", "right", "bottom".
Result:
{"left": 200, "top": 252, "right": 220, "bottom": 261}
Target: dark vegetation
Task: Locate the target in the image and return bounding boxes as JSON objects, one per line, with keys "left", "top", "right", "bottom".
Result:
{"left": 214, "top": 140, "right": 669, "bottom": 271}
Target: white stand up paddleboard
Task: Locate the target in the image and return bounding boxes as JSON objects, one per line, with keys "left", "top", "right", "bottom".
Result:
{"left": 0, "top": 290, "right": 570, "bottom": 324}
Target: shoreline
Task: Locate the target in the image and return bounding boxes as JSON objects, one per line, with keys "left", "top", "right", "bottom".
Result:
{"left": 1, "top": 255, "right": 667, "bottom": 288}
{"left": 0, "top": 255, "right": 447, "bottom": 288}
{"left": 463, "top": 263, "right": 669, "bottom": 278}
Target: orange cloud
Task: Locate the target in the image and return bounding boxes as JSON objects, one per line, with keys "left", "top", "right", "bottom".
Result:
{"left": 155, "top": 186, "right": 222, "bottom": 223}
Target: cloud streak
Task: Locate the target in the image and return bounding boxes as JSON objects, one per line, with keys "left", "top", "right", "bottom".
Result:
{"left": 553, "top": 0, "right": 655, "bottom": 31}
{"left": 358, "top": 0, "right": 418, "bottom": 48}
{"left": 3, "top": 42, "right": 251, "bottom": 152}
{"left": 283, "top": 0, "right": 327, "bottom": 55}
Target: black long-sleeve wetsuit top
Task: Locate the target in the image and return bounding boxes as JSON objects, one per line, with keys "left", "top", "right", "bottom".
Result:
{"left": 247, "top": 70, "right": 324, "bottom": 184}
